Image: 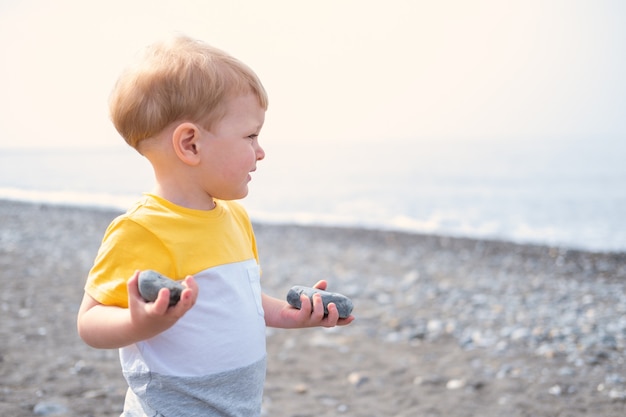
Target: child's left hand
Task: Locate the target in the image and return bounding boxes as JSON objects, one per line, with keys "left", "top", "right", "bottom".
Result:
{"left": 263, "top": 280, "right": 355, "bottom": 329}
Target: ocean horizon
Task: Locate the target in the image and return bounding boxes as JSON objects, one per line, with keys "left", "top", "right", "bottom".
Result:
{"left": 1, "top": 136, "right": 625, "bottom": 253}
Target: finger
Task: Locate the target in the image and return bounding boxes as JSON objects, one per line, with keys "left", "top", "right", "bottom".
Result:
{"left": 182, "top": 275, "right": 196, "bottom": 289}
{"left": 324, "top": 302, "right": 340, "bottom": 325}
{"left": 312, "top": 280, "right": 327, "bottom": 291}
{"left": 127, "top": 271, "right": 142, "bottom": 301}
{"left": 337, "top": 315, "right": 355, "bottom": 326}
{"left": 151, "top": 288, "right": 171, "bottom": 314}
{"left": 182, "top": 276, "right": 198, "bottom": 296}
{"left": 310, "top": 293, "right": 325, "bottom": 320}
{"left": 299, "top": 294, "right": 312, "bottom": 315}
{"left": 178, "top": 276, "right": 198, "bottom": 307}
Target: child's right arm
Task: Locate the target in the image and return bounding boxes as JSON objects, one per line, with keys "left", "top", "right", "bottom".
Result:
{"left": 77, "top": 271, "right": 198, "bottom": 349}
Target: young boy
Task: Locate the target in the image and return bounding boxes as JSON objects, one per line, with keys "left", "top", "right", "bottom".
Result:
{"left": 77, "top": 35, "right": 354, "bottom": 416}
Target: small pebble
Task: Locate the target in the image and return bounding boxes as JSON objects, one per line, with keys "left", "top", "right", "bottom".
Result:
{"left": 446, "top": 379, "right": 465, "bottom": 390}
{"left": 293, "top": 383, "right": 308, "bottom": 394}
{"left": 33, "top": 401, "right": 68, "bottom": 416}
{"left": 347, "top": 372, "right": 368, "bottom": 387}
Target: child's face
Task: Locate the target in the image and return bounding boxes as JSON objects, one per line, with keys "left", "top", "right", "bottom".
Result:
{"left": 198, "top": 92, "right": 266, "bottom": 201}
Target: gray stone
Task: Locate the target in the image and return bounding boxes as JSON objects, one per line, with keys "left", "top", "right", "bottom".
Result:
{"left": 286, "top": 286, "right": 353, "bottom": 319}
{"left": 33, "top": 401, "right": 68, "bottom": 416}
{"left": 138, "top": 270, "right": 184, "bottom": 306}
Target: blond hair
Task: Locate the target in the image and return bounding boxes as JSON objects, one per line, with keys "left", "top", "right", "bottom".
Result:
{"left": 109, "top": 35, "right": 268, "bottom": 149}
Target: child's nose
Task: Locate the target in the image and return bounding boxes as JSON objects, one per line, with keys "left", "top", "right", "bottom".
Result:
{"left": 256, "top": 143, "right": 265, "bottom": 161}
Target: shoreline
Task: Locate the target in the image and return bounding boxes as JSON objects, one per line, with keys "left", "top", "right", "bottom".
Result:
{"left": 1, "top": 199, "right": 626, "bottom": 416}
{"left": 0, "top": 197, "right": 623, "bottom": 256}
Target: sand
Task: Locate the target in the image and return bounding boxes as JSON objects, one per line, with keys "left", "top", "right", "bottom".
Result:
{"left": 1, "top": 200, "right": 625, "bottom": 417}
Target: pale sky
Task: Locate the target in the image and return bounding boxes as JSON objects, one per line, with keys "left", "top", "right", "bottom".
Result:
{"left": 0, "top": 0, "right": 624, "bottom": 149}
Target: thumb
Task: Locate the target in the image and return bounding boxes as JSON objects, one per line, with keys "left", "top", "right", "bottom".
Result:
{"left": 312, "top": 280, "right": 328, "bottom": 291}
{"left": 127, "top": 270, "right": 142, "bottom": 301}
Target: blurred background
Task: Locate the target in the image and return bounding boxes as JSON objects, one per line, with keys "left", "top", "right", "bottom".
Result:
{"left": 0, "top": 0, "right": 624, "bottom": 251}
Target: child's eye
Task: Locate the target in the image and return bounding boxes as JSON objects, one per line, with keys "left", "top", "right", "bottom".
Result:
{"left": 247, "top": 134, "right": 258, "bottom": 141}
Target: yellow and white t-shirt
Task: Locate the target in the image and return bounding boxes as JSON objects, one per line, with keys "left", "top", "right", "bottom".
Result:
{"left": 85, "top": 194, "right": 266, "bottom": 416}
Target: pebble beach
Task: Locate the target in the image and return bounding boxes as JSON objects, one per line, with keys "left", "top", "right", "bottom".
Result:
{"left": 1, "top": 200, "right": 625, "bottom": 417}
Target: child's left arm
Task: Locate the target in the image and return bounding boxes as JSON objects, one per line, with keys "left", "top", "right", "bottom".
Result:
{"left": 262, "top": 280, "right": 354, "bottom": 329}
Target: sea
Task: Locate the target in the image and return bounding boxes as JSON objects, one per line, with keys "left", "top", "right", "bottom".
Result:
{"left": 1, "top": 136, "right": 625, "bottom": 253}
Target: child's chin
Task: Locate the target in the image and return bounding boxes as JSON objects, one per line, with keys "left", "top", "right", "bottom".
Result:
{"left": 227, "top": 190, "right": 249, "bottom": 200}
{"left": 238, "top": 187, "right": 250, "bottom": 199}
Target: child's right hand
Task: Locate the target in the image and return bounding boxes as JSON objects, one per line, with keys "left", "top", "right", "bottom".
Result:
{"left": 126, "top": 271, "right": 199, "bottom": 338}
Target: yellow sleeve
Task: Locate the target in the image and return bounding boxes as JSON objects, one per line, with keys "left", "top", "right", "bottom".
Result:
{"left": 85, "top": 216, "right": 173, "bottom": 308}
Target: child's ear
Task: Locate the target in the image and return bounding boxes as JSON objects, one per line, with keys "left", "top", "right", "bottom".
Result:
{"left": 172, "top": 122, "right": 202, "bottom": 165}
